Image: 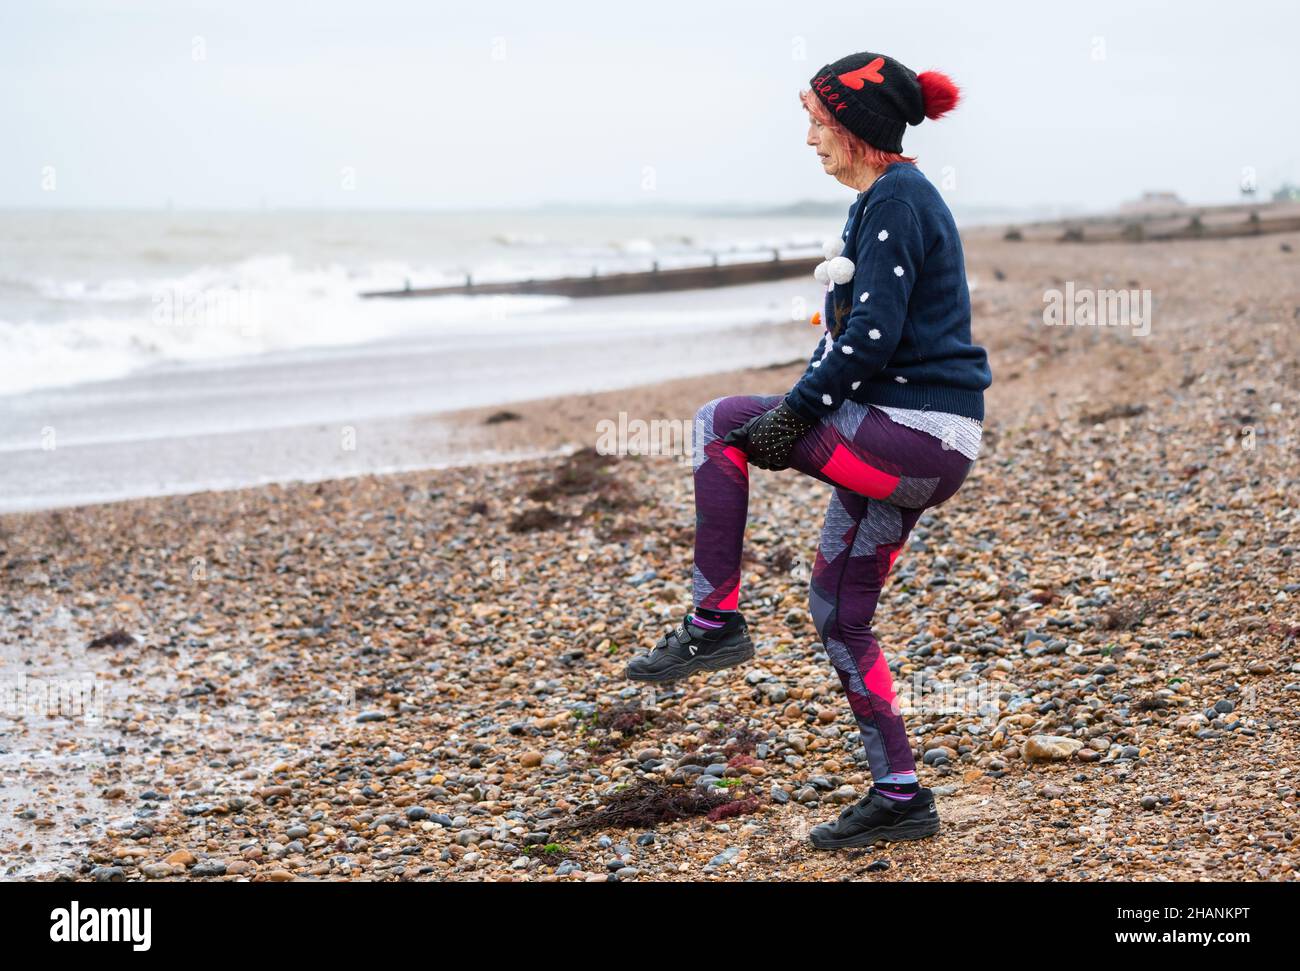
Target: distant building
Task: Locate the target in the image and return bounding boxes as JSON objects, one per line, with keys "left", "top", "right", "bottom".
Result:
{"left": 1119, "top": 191, "right": 1186, "bottom": 214}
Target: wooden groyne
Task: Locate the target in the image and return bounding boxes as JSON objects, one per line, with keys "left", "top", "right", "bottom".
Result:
{"left": 998, "top": 201, "right": 1300, "bottom": 245}
{"left": 360, "top": 253, "right": 822, "bottom": 300}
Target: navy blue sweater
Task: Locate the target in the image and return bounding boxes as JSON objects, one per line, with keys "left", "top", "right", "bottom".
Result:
{"left": 785, "top": 162, "right": 991, "bottom": 423}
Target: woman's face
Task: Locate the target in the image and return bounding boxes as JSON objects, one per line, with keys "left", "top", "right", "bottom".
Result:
{"left": 806, "top": 113, "right": 845, "bottom": 179}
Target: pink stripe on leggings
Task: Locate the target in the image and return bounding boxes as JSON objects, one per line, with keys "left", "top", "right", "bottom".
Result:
{"left": 819, "top": 443, "right": 900, "bottom": 499}
{"left": 722, "top": 445, "right": 749, "bottom": 479}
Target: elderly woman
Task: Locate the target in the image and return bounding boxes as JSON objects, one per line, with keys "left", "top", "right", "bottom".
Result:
{"left": 624, "top": 51, "right": 992, "bottom": 850}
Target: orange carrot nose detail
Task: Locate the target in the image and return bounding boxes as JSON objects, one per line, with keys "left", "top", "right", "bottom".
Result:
{"left": 810, "top": 311, "right": 822, "bottom": 326}
{"left": 838, "top": 57, "right": 885, "bottom": 89}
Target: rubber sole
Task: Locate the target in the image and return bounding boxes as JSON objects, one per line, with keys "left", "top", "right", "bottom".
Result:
{"left": 623, "top": 638, "right": 755, "bottom": 683}
{"left": 808, "top": 815, "right": 940, "bottom": 850}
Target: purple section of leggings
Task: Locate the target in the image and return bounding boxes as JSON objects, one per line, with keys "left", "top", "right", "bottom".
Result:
{"left": 691, "top": 394, "right": 972, "bottom": 781}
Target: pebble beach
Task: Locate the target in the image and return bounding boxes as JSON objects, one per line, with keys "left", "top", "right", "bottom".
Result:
{"left": 2, "top": 230, "right": 1297, "bottom": 882}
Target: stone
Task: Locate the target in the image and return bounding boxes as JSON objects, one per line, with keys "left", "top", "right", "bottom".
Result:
{"left": 1023, "top": 735, "right": 1084, "bottom": 763}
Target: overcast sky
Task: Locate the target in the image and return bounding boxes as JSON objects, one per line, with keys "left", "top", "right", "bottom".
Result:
{"left": 3, "top": 0, "right": 1297, "bottom": 211}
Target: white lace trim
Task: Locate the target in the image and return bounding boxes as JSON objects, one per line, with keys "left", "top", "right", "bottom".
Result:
{"left": 875, "top": 405, "right": 983, "bottom": 461}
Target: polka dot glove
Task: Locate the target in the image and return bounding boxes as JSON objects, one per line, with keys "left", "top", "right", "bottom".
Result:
{"left": 722, "top": 400, "right": 817, "bottom": 471}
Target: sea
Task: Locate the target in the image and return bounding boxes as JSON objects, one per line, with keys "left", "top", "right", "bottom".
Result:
{"left": 0, "top": 204, "right": 1027, "bottom": 510}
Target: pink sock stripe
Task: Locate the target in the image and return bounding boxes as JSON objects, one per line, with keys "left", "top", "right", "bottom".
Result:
{"left": 819, "top": 443, "right": 900, "bottom": 499}
{"left": 879, "top": 773, "right": 918, "bottom": 785}
{"left": 689, "top": 613, "right": 725, "bottom": 629}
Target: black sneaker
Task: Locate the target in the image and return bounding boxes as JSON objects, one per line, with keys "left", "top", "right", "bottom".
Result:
{"left": 623, "top": 612, "right": 754, "bottom": 683}
{"left": 808, "top": 786, "right": 940, "bottom": 849}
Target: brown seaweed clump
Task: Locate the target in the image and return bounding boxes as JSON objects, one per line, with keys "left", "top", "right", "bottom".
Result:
{"left": 516, "top": 447, "right": 641, "bottom": 538}
{"left": 526, "top": 447, "right": 619, "bottom": 500}
{"left": 578, "top": 701, "right": 683, "bottom": 754}
{"left": 559, "top": 780, "right": 730, "bottom": 832}
{"left": 87, "top": 629, "right": 136, "bottom": 649}
{"left": 507, "top": 505, "right": 569, "bottom": 534}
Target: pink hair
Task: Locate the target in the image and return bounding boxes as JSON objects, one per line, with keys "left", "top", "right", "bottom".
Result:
{"left": 799, "top": 88, "right": 916, "bottom": 168}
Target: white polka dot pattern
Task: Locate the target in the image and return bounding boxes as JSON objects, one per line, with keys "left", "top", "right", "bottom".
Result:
{"left": 789, "top": 194, "right": 933, "bottom": 423}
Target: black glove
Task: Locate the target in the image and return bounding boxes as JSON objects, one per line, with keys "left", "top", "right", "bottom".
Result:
{"left": 722, "top": 399, "right": 817, "bottom": 471}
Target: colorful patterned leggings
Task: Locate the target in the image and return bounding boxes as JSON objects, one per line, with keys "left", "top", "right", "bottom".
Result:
{"left": 691, "top": 394, "right": 973, "bottom": 781}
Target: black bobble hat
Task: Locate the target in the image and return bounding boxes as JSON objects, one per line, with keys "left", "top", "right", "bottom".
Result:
{"left": 808, "top": 52, "right": 958, "bottom": 154}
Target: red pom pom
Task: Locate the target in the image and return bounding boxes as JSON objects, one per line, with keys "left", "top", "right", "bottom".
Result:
{"left": 917, "top": 70, "right": 961, "bottom": 120}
